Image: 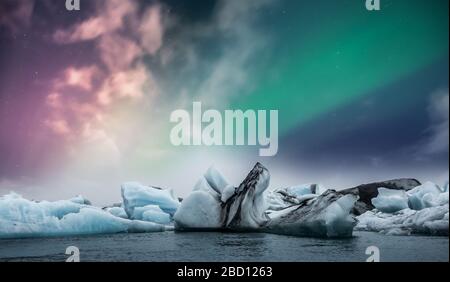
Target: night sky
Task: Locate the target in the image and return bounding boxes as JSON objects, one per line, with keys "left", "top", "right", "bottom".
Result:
{"left": 0, "top": 0, "right": 448, "bottom": 204}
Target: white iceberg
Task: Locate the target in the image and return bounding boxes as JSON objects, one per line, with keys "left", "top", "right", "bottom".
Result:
{"left": 174, "top": 166, "right": 227, "bottom": 230}
{"left": 407, "top": 181, "right": 445, "bottom": 210}
{"left": 132, "top": 205, "right": 171, "bottom": 224}
{"left": 0, "top": 193, "right": 168, "bottom": 239}
{"left": 371, "top": 188, "right": 409, "bottom": 213}
{"left": 265, "top": 192, "right": 357, "bottom": 238}
{"left": 175, "top": 163, "right": 357, "bottom": 237}
{"left": 1, "top": 163, "right": 446, "bottom": 239}
{"left": 356, "top": 204, "right": 449, "bottom": 236}
{"left": 121, "top": 182, "right": 180, "bottom": 217}
{"left": 174, "top": 191, "right": 222, "bottom": 229}
{"left": 357, "top": 181, "right": 449, "bottom": 235}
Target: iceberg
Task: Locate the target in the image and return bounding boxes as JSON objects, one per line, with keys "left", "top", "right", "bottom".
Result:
{"left": 371, "top": 188, "right": 409, "bottom": 213}
{"left": 355, "top": 204, "right": 449, "bottom": 236}
{"left": 132, "top": 205, "right": 171, "bottom": 224}
{"left": 339, "top": 178, "right": 421, "bottom": 215}
{"left": 407, "top": 181, "right": 444, "bottom": 210}
{"left": 174, "top": 166, "right": 232, "bottom": 230}
{"left": 356, "top": 181, "right": 449, "bottom": 235}
{"left": 0, "top": 193, "right": 168, "bottom": 239}
{"left": 265, "top": 191, "right": 357, "bottom": 238}
{"left": 175, "top": 163, "right": 357, "bottom": 237}
{"left": 0, "top": 163, "right": 446, "bottom": 239}
{"left": 174, "top": 191, "right": 222, "bottom": 229}
{"left": 121, "top": 182, "right": 180, "bottom": 217}
{"left": 175, "top": 163, "right": 446, "bottom": 237}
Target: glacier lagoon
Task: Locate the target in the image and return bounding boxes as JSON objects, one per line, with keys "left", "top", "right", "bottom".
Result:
{"left": 0, "top": 231, "right": 448, "bottom": 262}
{"left": 0, "top": 162, "right": 448, "bottom": 261}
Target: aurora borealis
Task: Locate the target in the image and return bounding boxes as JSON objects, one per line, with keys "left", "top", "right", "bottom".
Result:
{"left": 0, "top": 0, "right": 448, "bottom": 204}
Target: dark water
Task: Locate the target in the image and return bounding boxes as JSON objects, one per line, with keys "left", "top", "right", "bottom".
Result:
{"left": 0, "top": 231, "right": 448, "bottom": 262}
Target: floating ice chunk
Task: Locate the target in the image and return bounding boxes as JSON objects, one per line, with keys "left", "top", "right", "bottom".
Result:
{"left": 407, "top": 182, "right": 443, "bottom": 210}
{"left": 356, "top": 204, "right": 449, "bottom": 236}
{"left": 0, "top": 192, "right": 82, "bottom": 222}
{"left": 132, "top": 205, "right": 171, "bottom": 224}
{"left": 371, "top": 188, "right": 409, "bottom": 213}
{"left": 323, "top": 194, "right": 358, "bottom": 237}
{"left": 266, "top": 192, "right": 357, "bottom": 238}
{"left": 175, "top": 169, "right": 226, "bottom": 229}
{"left": 106, "top": 207, "right": 128, "bottom": 219}
{"left": 121, "top": 182, "right": 180, "bottom": 217}
{"left": 338, "top": 178, "right": 421, "bottom": 216}
{"left": 175, "top": 163, "right": 358, "bottom": 238}
{"left": 174, "top": 191, "right": 222, "bottom": 229}
{"left": 0, "top": 193, "right": 167, "bottom": 239}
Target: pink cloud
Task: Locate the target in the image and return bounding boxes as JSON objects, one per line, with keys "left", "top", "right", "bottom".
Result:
{"left": 139, "top": 6, "right": 164, "bottom": 55}
{"left": 61, "top": 66, "right": 100, "bottom": 91}
{"left": 98, "top": 34, "right": 143, "bottom": 71}
{"left": 97, "top": 64, "right": 152, "bottom": 105}
{"left": 53, "top": 0, "right": 137, "bottom": 43}
{"left": 46, "top": 0, "right": 164, "bottom": 147}
{"left": 46, "top": 92, "right": 62, "bottom": 109}
{"left": 45, "top": 119, "right": 71, "bottom": 137}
